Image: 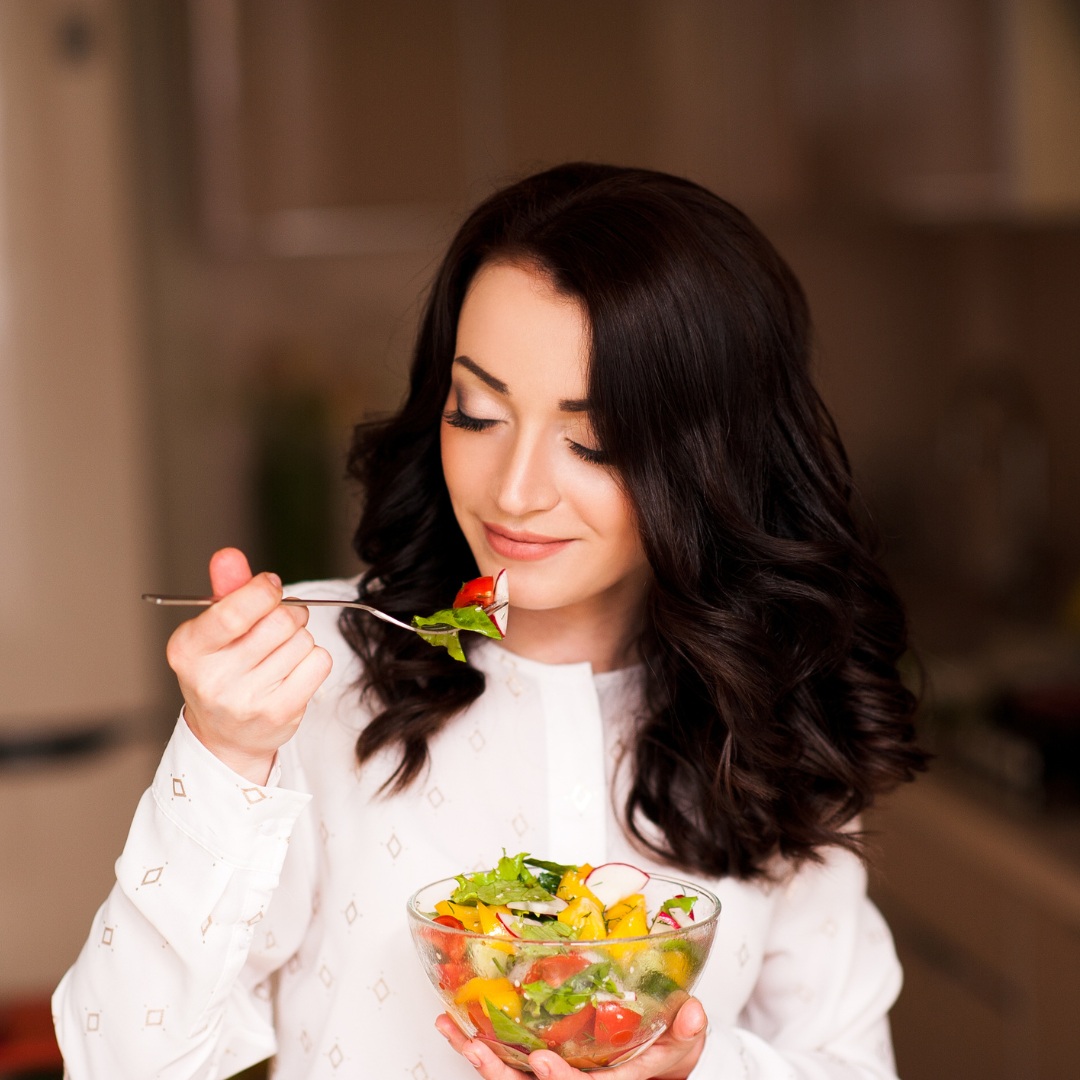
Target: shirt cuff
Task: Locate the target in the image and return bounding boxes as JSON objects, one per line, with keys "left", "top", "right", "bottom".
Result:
{"left": 150, "top": 712, "right": 312, "bottom": 871}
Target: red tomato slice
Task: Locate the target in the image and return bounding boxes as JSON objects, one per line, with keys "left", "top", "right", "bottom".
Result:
{"left": 542, "top": 1003, "right": 595, "bottom": 1049}
{"left": 436, "top": 960, "right": 472, "bottom": 992}
{"left": 428, "top": 915, "right": 468, "bottom": 963}
{"left": 466, "top": 999, "right": 496, "bottom": 1040}
{"left": 453, "top": 576, "right": 494, "bottom": 609}
{"left": 594, "top": 1001, "right": 641, "bottom": 1047}
{"left": 523, "top": 953, "right": 591, "bottom": 987}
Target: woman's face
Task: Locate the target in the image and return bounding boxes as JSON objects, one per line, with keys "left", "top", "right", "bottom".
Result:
{"left": 440, "top": 260, "right": 651, "bottom": 627}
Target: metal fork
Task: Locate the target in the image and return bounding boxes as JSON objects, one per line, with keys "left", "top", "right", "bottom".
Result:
{"left": 142, "top": 594, "right": 506, "bottom": 637}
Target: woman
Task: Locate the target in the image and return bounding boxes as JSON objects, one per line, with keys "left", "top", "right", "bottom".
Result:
{"left": 54, "top": 163, "right": 925, "bottom": 1079}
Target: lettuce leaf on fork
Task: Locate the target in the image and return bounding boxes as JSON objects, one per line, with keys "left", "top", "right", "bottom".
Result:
{"left": 412, "top": 605, "right": 502, "bottom": 662}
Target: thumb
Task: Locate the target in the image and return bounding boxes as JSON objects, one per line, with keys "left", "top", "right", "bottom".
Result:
{"left": 209, "top": 547, "right": 256, "bottom": 597}
{"left": 670, "top": 998, "right": 707, "bottom": 1042}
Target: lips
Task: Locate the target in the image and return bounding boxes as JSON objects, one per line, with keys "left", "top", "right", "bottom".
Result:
{"left": 483, "top": 523, "right": 572, "bottom": 562}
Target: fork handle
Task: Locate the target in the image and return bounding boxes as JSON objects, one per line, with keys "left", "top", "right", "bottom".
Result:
{"left": 141, "top": 594, "right": 452, "bottom": 634}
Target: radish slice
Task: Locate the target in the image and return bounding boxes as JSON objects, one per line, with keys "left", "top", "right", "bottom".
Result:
{"left": 495, "top": 911, "right": 522, "bottom": 937}
{"left": 668, "top": 905, "right": 694, "bottom": 928}
{"left": 506, "top": 897, "right": 567, "bottom": 915}
{"left": 583, "top": 862, "right": 650, "bottom": 908}
{"left": 652, "top": 911, "right": 678, "bottom": 932}
{"left": 490, "top": 569, "right": 509, "bottom": 636}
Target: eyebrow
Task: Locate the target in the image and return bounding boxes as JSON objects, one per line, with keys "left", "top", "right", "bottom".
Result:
{"left": 453, "top": 355, "right": 591, "bottom": 413}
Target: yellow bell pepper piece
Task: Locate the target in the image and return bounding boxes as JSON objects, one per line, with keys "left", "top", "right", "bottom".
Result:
{"left": 661, "top": 947, "right": 692, "bottom": 987}
{"left": 606, "top": 894, "right": 647, "bottom": 936}
{"left": 453, "top": 976, "right": 522, "bottom": 1022}
{"left": 605, "top": 894, "right": 648, "bottom": 960}
{"left": 434, "top": 900, "right": 482, "bottom": 932}
{"left": 558, "top": 896, "right": 606, "bottom": 940}
{"left": 475, "top": 900, "right": 515, "bottom": 953}
{"left": 556, "top": 867, "right": 602, "bottom": 908}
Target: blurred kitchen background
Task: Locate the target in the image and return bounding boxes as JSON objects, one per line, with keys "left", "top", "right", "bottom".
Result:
{"left": 2, "top": 0, "right": 1080, "bottom": 1076}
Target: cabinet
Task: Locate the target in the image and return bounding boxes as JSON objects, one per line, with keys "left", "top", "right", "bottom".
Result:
{"left": 868, "top": 774, "right": 1080, "bottom": 1078}
{"left": 811, "top": 0, "right": 1080, "bottom": 220}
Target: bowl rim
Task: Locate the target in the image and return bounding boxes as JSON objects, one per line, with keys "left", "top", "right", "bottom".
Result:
{"left": 406, "top": 870, "right": 721, "bottom": 945}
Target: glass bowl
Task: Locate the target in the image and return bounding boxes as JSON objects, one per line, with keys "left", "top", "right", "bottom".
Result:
{"left": 407, "top": 872, "right": 720, "bottom": 1072}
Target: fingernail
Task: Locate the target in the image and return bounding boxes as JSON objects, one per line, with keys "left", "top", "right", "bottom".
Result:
{"left": 532, "top": 1060, "right": 551, "bottom": 1078}
{"left": 463, "top": 1049, "right": 482, "bottom": 1068}
{"left": 268, "top": 572, "right": 282, "bottom": 588}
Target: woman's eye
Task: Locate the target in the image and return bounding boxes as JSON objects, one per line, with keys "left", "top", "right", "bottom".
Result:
{"left": 569, "top": 440, "right": 609, "bottom": 466}
{"left": 443, "top": 407, "right": 497, "bottom": 433}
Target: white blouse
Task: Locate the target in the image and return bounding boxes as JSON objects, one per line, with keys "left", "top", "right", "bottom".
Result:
{"left": 53, "top": 578, "right": 904, "bottom": 1079}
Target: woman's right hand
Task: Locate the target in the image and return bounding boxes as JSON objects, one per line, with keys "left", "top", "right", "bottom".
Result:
{"left": 166, "top": 547, "right": 333, "bottom": 784}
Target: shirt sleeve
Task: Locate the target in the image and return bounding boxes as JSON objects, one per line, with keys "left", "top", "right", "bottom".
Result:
{"left": 52, "top": 714, "right": 313, "bottom": 1080}
{"left": 692, "top": 847, "right": 902, "bottom": 1079}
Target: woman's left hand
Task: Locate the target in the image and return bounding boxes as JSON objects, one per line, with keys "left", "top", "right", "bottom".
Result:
{"left": 435, "top": 998, "right": 708, "bottom": 1080}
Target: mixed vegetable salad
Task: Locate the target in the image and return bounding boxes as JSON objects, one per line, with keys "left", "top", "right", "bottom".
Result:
{"left": 412, "top": 852, "right": 716, "bottom": 1069}
{"left": 413, "top": 570, "right": 508, "bottom": 661}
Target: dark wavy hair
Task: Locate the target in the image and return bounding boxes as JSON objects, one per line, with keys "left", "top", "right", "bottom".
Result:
{"left": 342, "top": 162, "right": 926, "bottom": 880}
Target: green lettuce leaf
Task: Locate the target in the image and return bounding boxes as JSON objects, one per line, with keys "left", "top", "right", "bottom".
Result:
{"left": 412, "top": 604, "right": 501, "bottom": 662}
{"left": 517, "top": 919, "right": 575, "bottom": 941}
{"left": 484, "top": 1000, "right": 545, "bottom": 1051}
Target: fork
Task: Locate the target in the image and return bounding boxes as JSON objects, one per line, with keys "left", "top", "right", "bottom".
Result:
{"left": 142, "top": 594, "right": 506, "bottom": 637}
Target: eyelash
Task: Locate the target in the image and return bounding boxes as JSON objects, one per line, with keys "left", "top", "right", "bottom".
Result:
{"left": 442, "top": 407, "right": 609, "bottom": 466}
{"left": 443, "top": 407, "right": 496, "bottom": 433}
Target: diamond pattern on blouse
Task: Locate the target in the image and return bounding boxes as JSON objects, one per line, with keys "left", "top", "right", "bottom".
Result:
{"left": 320, "top": 820, "right": 330, "bottom": 845}
{"left": 373, "top": 977, "right": 390, "bottom": 1002}
{"left": 469, "top": 729, "right": 486, "bottom": 752}
{"left": 254, "top": 980, "right": 272, "bottom": 1001}
{"left": 140, "top": 866, "right": 164, "bottom": 886}
{"left": 240, "top": 786, "right": 267, "bottom": 805}
{"left": 386, "top": 832, "right": 402, "bottom": 859}
{"left": 100, "top": 926, "right": 114, "bottom": 947}
{"left": 412, "top": 1063, "right": 429, "bottom": 1080}
{"left": 328, "top": 1044, "right": 344, "bottom": 1069}
{"left": 427, "top": 786, "right": 444, "bottom": 808}
{"left": 737, "top": 940, "right": 750, "bottom": 967}
{"left": 201, "top": 916, "right": 213, "bottom": 937}
{"left": 171, "top": 777, "right": 186, "bottom": 798}
{"left": 145, "top": 1008, "right": 165, "bottom": 1027}
{"left": 300, "top": 1029, "right": 313, "bottom": 1053}
{"left": 511, "top": 813, "right": 528, "bottom": 837}
{"left": 506, "top": 675, "right": 523, "bottom": 697}
{"left": 287, "top": 953, "right": 302, "bottom": 974}
{"left": 570, "top": 784, "right": 593, "bottom": 811}
{"left": 246, "top": 910, "right": 264, "bottom": 926}
{"left": 266, "top": 930, "right": 277, "bottom": 949}
{"left": 86, "top": 1013, "right": 100, "bottom": 1033}
{"left": 319, "top": 964, "right": 334, "bottom": 987}
{"left": 345, "top": 900, "right": 359, "bottom": 925}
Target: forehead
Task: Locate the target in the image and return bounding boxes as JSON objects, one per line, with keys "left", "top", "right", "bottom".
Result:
{"left": 455, "top": 262, "right": 590, "bottom": 393}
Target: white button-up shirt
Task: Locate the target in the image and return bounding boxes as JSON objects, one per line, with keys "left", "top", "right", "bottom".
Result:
{"left": 53, "top": 579, "right": 903, "bottom": 1079}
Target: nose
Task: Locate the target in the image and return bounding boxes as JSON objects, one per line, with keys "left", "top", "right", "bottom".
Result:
{"left": 491, "top": 428, "right": 560, "bottom": 518}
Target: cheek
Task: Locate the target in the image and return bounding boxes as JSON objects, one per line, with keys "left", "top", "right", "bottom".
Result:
{"left": 576, "top": 475, "right": 643, "bottom": 555}
{"left": 438, "top": 421, "right": 490, "bottom": 509}
{"left": 439, "top": 425, "right": 469, "bottom": 505}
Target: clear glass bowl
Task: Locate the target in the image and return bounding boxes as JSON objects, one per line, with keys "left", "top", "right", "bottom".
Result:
{"left": 407, "top": 872, "right": 720, "bottom": 1072}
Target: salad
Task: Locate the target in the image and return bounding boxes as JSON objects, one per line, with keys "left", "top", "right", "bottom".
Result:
{"left": 413, "top": 570, "right": 509, "bottom": 661}
{"left": 410, "top": 852, "right": 718, "bottom": 1069}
